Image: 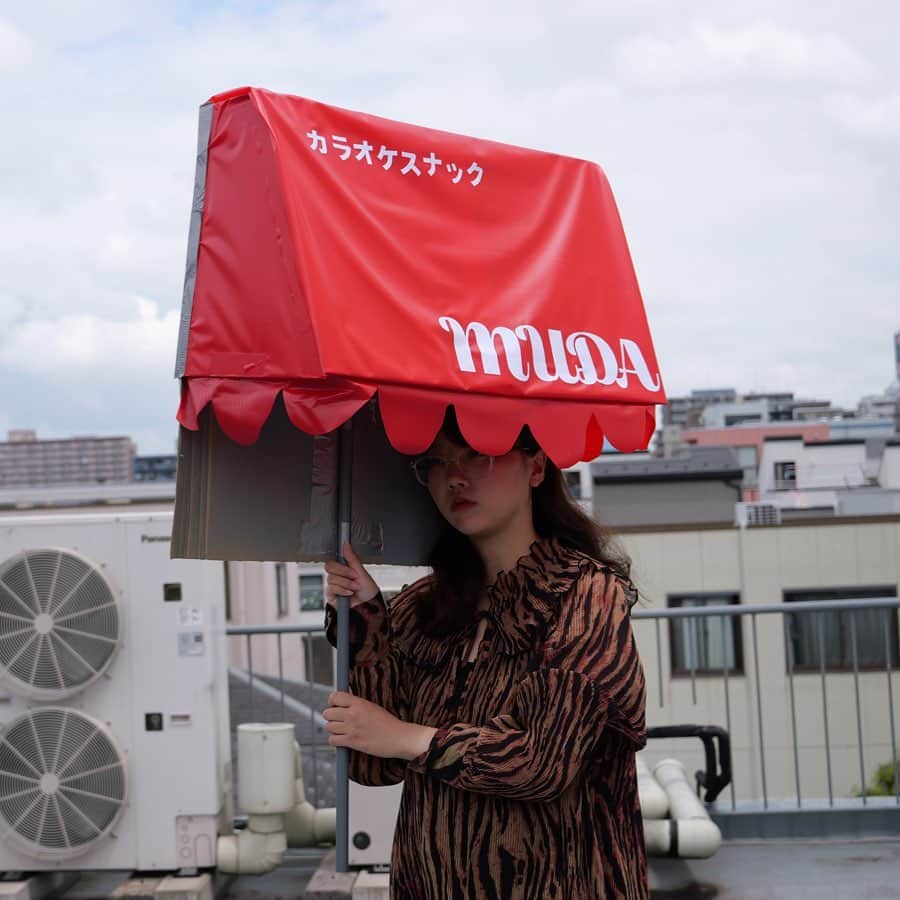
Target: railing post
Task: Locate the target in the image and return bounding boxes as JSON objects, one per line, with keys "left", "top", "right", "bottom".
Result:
{"left": 655, "top": 619, "right": 664, "bottom": 709}
{"left": 751, "top": 613, "right": 768, "bottom": 809}
{"left": 688, "top": 616, "right": 698, "bottom": 706}
{"left": 884, "top": 609, "right": 899, "bottom": 807}
{"left": 849, "top": 613, "right": 867, "bottom": 806}
{"left": 783, "top": 616, "right": 802, "bottom": 808}
{"left": 247, "top": 633, "right": 254, "bottom": 723}
{"left": 277, "top": 632, "right": 285, "bottom": 723}
{"left": 817, "top": 613, "right": 834, "bottom": 807}
{"left": 720, "top": 615, "right": 735, "bottom": 811}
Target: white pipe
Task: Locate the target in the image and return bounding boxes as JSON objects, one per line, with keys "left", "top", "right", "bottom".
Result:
{"left": 217, "top": 724, "right": 295, "bottom": 874}
{"left": 284, "top": 740, "right": 337, "bottom": 846}
{"left": 645, "top": 758, "right": 721, "bottom": 859}
{"left": 217, "top": 814, "right": 288, "bottom": 875}
{"left": 644, "top": 819, "right": 675, "bottom": 856}
{"left": 637, "top": 756, "right": 669, "bottom": 820}
{"left": 217, "top": 730, "right": 338, "bottom": 872}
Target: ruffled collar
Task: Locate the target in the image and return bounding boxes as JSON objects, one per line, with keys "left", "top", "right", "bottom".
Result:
{"left": 391, "top": 535, "right": 596, "bottom": 667}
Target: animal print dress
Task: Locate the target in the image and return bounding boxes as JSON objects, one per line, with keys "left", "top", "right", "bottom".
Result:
{"left": 324, "top": 536, "right": 649, "bottom": 899}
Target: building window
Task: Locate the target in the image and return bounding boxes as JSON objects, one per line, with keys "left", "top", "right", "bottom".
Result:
{"left": 735, "top": 445, "right": 759, "bottom": 490}
{"left": 774, "top": 460, "right": 796, "bottom": 490}
{"left": 223, "top": 562, "right": 232, "bottom": 622}
{"left": 668, "top": 594, "right": 743, "bottom": 677}
{"left": 305, "top": 635, "right": 335, "bottom": 685}
{"left": 275, "top": 563, "right": 288, "bottom": 618}
{"left": 724, "top": 414, "right": 762, "bottom": 426}
{"left": 784, "top": 587, "right": 899, "bottom": 672}
{"left": 299, "top": 574, "right": 325, "bottom": 611}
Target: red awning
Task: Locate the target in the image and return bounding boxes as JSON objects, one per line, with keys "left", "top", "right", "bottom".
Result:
{"left": 175, "top": 87, "right": 667, "bottom": 467}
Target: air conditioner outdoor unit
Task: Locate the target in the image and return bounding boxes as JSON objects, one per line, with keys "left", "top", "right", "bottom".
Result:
{"left": 0, "top": 511, "right": 232, "bottom": 874}
{"left": 735, "top": 502, "right": 782, "bottom": 528}
{"left": 348, "top": 782, "right": 401, "bottom": 867}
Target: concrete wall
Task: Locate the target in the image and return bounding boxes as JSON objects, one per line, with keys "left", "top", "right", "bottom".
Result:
{"left": 798, "top": 443, "right": 867, "bottom": 490}
{"left": 701, "top": 400, "right": 767, "bottom": 428}
{"left": 880, "top": 445, "right": 900, "bottom": 488}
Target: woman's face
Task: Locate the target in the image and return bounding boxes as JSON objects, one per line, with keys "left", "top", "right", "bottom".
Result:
{"left": 421, "top": 432, "right": 546, "bottom": 540}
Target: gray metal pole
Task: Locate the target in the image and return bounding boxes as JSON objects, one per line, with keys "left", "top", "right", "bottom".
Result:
{"left": 334, "top": 419, "right": 353, "bottom": 873}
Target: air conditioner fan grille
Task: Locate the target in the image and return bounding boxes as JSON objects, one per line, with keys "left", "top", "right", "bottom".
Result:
{"left": 0, "top": 550, "right": 119, "bottom": 696}
{"left": 0, "top": 708, "right": 125, "bottom": 853}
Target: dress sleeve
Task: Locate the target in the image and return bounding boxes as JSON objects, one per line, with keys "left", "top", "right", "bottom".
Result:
{"left": 324, "top": 592, "right": 410, "bottom": 786}
{"left": 405, "top": 569, "right": 646, "bottom": 801}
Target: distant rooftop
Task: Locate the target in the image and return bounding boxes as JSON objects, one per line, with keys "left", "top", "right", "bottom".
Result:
{"left": 0, "top": 481, "right": 176, "bottom": 511}
{"left": 2, "top": 429, "right": 132, "bottom": 445}
{"left": 592, "top": 446, "right": 743, "bottom": 482}
{"left": 689, "top": 387, "right": 737, "bottom": 398}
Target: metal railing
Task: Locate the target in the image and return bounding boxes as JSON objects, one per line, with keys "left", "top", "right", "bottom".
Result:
{"left": 226, "top": 622, "right": 332, "bottom": 809}
{"left": 632, "top": 597, "right": 900, "bottom": 814}
{"left": 226, "top": 599, "right": 900, "bottom": 819}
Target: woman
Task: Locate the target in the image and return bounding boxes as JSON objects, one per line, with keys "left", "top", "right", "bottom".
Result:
{"left": 323, "top": 408, "right": 649, "bottom": 899}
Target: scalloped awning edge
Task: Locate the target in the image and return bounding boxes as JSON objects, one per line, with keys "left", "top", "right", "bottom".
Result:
{"left": 177, "top": 378, "right": 656, "bottom": 464}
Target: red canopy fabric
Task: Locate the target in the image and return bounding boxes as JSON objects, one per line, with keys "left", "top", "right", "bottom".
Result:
{"left": 176, "top": 86, "right": 666, "bottom": 467}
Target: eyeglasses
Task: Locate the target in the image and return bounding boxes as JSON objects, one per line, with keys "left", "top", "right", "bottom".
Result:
{"left": 410, "top": 449, "right": 496, "bottom": 487}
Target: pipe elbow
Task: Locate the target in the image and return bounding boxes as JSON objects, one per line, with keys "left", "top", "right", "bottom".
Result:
{"left": 643, "top": 758, "right": 722, "bottom": 859}
{"left": 285, "top": 799, "right": 337, "bottom": 846}
{"left": 313, "top": 805, "right": 337, "bottom": 844}
{"left": 676, "top": 817, "right": 722, "bottom": 858}
{"left": 217, "top": 818, "right": 287, "bottom": 874}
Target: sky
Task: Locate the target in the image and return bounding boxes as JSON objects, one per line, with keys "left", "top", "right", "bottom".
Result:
{"left": 1, "top": 1, "right": 897, "bottom": 454}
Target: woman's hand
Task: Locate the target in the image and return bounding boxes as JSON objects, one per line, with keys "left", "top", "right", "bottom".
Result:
{"left": 324, "top": 542, "right": 380, "bottom": 609}
{"left": 324, "top": 691, "right": 437, "bottom": 761}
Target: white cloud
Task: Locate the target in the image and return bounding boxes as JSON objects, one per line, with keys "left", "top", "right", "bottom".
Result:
{"left": 0, "top": 17, "right": 37, "bottom": 71}
{"left": 616, "top": 20, "right": 871, "bottom": 86}
{"left": 825, "top": 91, "right": 900, "bottom": 143}
{"left": 0, "top": 292, "right": 26, "bottom": 331}
{"left": 1, "top": 297, "right": 179, "bottom": 379}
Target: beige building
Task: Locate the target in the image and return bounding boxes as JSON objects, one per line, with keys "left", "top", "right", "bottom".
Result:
{"left": 621, "top": 516, "right": 899, "bottom": 804}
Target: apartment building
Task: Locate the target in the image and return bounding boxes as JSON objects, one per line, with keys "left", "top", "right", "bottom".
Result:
{"left": 0, "top": 429, "right": 135, "bottom": 488}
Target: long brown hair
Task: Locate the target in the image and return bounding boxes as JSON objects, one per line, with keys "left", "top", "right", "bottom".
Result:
{"left": 416, "top": 407, "right": 635, "bottom": 638}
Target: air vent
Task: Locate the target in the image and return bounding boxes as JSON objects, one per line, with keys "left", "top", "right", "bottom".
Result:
{"left": 746, "top": 504, "right": 781, "bottom": 527}
{"left": 0, "top": 708, "right": 127, "bottom": 860}
{"left": 0, "top": 549, "right": 122, "bottom": 700}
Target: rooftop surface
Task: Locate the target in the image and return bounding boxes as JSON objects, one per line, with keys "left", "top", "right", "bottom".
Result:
{"left": 650, "top": 837, "right": 900, "bottom": 899}
{"left": 591, "top": 446, "right": 743, "bottom": 480}
{"left": 47, "top": 838, "right": 900, "bottom": 899}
